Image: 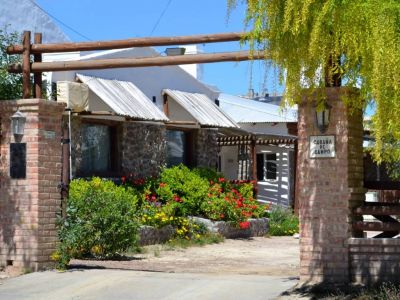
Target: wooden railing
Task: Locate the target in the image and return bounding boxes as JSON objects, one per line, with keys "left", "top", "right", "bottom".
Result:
{"left": 353, "top": 202, "right": 400, "bottom": 238}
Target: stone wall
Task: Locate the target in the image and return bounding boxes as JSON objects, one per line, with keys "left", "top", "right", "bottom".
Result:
{"left": 70, "top": 116, "right": 82, "bottom": 177}
{"left": 297, "top": 88, "right": 365, "bottom": 285}
{"left": 0, "top": 99, "right": 65, "bottom": 272}
{"left": 349, "top": 238, "right": 400, "bottom": 285}
{"left": 195, "top": 128, "right": 218, "bottom": 169}
{"left": 122, "top": 122, "right": 166, "bottom": 178}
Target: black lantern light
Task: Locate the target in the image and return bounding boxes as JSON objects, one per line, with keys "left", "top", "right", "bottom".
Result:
{"left": 11, "top": 110, "right": 26, "bottom": 137}
{"left": 315, "top": 102, "right": 331, "bottom": 133}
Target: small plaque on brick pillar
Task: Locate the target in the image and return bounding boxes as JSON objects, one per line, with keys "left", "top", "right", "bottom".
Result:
{"left": 10, "top": 143, "right": 26, "bottom": 179}
{"left": 310, "top": 135, "right": 336, "bottom": 158}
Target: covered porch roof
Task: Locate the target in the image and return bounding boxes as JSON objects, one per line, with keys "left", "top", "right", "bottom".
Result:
{"left": 162, "top": 89, "right": 239, "bottom": 128}
{"left": 77, "top": 74, "right": 168, "bottom": 122}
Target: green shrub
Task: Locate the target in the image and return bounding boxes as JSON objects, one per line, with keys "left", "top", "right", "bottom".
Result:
{"left": 268, "top": 206, "right": 299, "bottom": 236}
{"left": 157, "top": 165, "right": 209, "bottom": 216}
{"left": 54, "top": 177, "right": 139, "bottom": 269}
{"left": 193, "top": 167, "right": 224, "bottom": 183}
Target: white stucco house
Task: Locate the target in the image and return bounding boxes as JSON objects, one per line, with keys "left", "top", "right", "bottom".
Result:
{"left": 217, "top": 93, "right": 297, "bottom": 207}
{"left": 43, "top": 47, "right": 239, "bottom": 179}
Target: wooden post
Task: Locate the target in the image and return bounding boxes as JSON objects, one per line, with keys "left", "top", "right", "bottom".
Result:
{"left": 251, "top": 138, "right": 257, "bottom": 181}
{"left": 22, "top": 31, "right": 31, "bottom": 98}
{"left": 293, "top": 141, "right": 298, "bottom": 215}
{"left": 163, "top": 94, "right": 169, "bottom": 117}
{"left": 33, "top": 33, "right": 42, "bottom": 98}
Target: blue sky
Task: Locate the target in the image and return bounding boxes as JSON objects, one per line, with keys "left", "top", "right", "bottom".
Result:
{"left": 35, "top": 0, "right": 283, "bottom": 96}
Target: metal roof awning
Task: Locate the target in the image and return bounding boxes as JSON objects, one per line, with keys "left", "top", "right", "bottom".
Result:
{"left": 218, "top": 93, "right": 297, "bottom": 123}
{"left": 162, "top": 89, "right": 239, "bottom": 128}
{"left": 77, "top": 74, "right": 168, "bottom": 121}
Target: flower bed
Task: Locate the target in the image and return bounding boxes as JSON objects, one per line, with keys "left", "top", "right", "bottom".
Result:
{"left": 138, "top": 217, "right": 269, "bottom": 245}
{"left": 55, "top": 165, "right": 268, "bottom": 268}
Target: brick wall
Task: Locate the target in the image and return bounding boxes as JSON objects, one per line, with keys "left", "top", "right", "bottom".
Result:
{"left": 349, "top": 238, "right": 400, "bottom": 284}
{"left": 297, "top": 88, "right": 365, "bottom": 285}
{"left": 0, "top": 99, "right": 65, "bottom": 271}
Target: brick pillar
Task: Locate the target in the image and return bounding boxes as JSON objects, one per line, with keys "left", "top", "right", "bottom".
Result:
{"left": 0, "top": 99, "right": 65, "bottom": 272}
{"left": 297, "top": 88, "right": 365, "bottom": 285}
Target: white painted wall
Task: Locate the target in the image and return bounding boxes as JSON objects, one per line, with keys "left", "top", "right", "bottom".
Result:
{"left": 166, "top": 95, "right": 197, "bottom": 123}
{"left": 48, "top": 48, "right": 218, "bottom": 111}
{"left": 220, "top": 146, "right": 238, "bottom": 180}
{"left": 256, "top": 145, "right": 293, "bottom": 207}
{"left": 179, "top": 45, "right": 204, "bottom": 80}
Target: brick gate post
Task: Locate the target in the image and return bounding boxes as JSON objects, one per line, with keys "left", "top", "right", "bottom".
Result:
{"left": 0, "top": 99, "right": 65, "bottom": 272}
{"left": 297, "top": 88, "right": 365, "bottom": 285}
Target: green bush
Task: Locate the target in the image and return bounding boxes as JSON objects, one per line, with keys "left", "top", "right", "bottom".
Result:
{"left": 54, "top": 177, "right": 139, "bottom": 268}
{"left": 157, "top": 165, "right": 209, "bottom": 216}
{"left": 268, "top": 206, "right": 299, "bottom": 236}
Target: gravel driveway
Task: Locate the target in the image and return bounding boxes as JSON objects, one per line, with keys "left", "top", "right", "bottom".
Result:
{"left": 70, "top": 236, "right": 299, "bottom": 276}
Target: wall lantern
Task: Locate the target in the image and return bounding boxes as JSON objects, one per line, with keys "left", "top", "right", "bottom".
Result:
{"left": 11, "top": 110, "right": 26, "bottom": 137}
{"left": 315, "top": 102, "right": 331, "bottom": 133}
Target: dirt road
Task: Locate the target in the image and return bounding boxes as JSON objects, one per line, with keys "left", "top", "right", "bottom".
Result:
{"left": 70, "top": 236, "right": 299, "bottom": 277}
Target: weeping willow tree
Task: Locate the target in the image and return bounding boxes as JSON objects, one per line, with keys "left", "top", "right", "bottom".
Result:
{"left": 228, "top": 0, "right": 400, "bottom": 176}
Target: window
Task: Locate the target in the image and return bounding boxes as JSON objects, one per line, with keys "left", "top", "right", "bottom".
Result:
{"left": 166, "top": 130, "right": 194, "bottom": 167}
{"left": 256, "top": 152, "right": 277, "bottom": 181}
{"left": 78, "top": 123, "right": 119, "bottom": 176}
{"left": 265, "top": 153, "right": 277, "bottom": 180}
{"left": 166, "top": 130, "right": 186, "bottom": 167}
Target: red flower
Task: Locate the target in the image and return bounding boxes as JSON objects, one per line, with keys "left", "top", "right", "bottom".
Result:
{"left": 159, "top": 182, "right": 166, "bottom": 188}
{"left": 239, "top": 221, "right": 250, "bottom": 229}
{"left": 174, "top": 195, "right": 182, "bottom": 203}
{"left": 121, "top": 176, "right": 126, "bottom": 183}
{"left": 218, "top": 177, "right": 225, "bottom": 183}
{"left": 220, "top": 213, "right": 225, "bottom": 219}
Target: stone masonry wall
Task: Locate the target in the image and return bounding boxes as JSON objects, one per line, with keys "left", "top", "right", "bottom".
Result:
{"left": 297, "top": 88, "right": 365, "bottom": 285}
{"left": 122, "top": 122, "right": 166, "bottom": 178}
{"left": 195, "top": 128, "right": 218, "bottom": 169}
{"left": 0, "top": 99, "right": 65, "bottom": 271}
{"left": 349, "top": 238, "right": 400, "bottom": 285}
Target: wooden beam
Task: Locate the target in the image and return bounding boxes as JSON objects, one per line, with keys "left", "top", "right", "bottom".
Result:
{"left": 163, "top": 94, "right": 169, "bottom": 117}
{"left": 7, "top": 32, "right": 246, "bottom": 54}
{"left": 353, "top": 205, "right": 400, "bottom": 216}
{"left": 251, "top": 139, "right": 257, "bottom": 182}
{"left": 33, "top": 32, "right": 42, "bottom": 98}
{"left": 8, "top": 50, "right": 266, "bottom": 73}
{"left": 353, "top": 221, "right": 400, "bottom": 231}
{"left": 22, "top": 31, "right": 31, "bottom": 98}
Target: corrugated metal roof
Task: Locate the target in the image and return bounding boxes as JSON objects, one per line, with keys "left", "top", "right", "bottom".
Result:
{"left": 218, "top": 93, "right": 297, "bottom": 123}
{"left": 162, "top": 89, "right": 239, "bottom": 128}
{"left": 77, "top": 74, "right": 168, "bottom": 121}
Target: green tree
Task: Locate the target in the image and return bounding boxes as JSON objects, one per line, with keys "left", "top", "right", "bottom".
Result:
{"left": 0, "top": 27, "right": 22, "bottom": 100}
{"left": 229, "top": 0, "right": 400, "bottom": 173}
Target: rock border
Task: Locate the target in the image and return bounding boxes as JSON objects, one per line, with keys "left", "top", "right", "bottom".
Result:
{"left": 138, "top": 217, "right": 269, "bottom": 245}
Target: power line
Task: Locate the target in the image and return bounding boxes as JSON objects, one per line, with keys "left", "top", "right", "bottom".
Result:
{"left": 149, "top": 0, "right": 173, "bottom": 36}
{"left": 28, "top": 0, "right": 92, "bottom": 41}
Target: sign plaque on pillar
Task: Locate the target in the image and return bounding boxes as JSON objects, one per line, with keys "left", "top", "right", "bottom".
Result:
{"left": 309, "top": 135, "right": 336, "bottom": 158}
{"left": 10, "top": 143, "right": 26, "bottom": 179}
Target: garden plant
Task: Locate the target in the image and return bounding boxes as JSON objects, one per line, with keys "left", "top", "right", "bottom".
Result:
{"left": 54, "top": 165, "right": 268, "bottom": 269}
